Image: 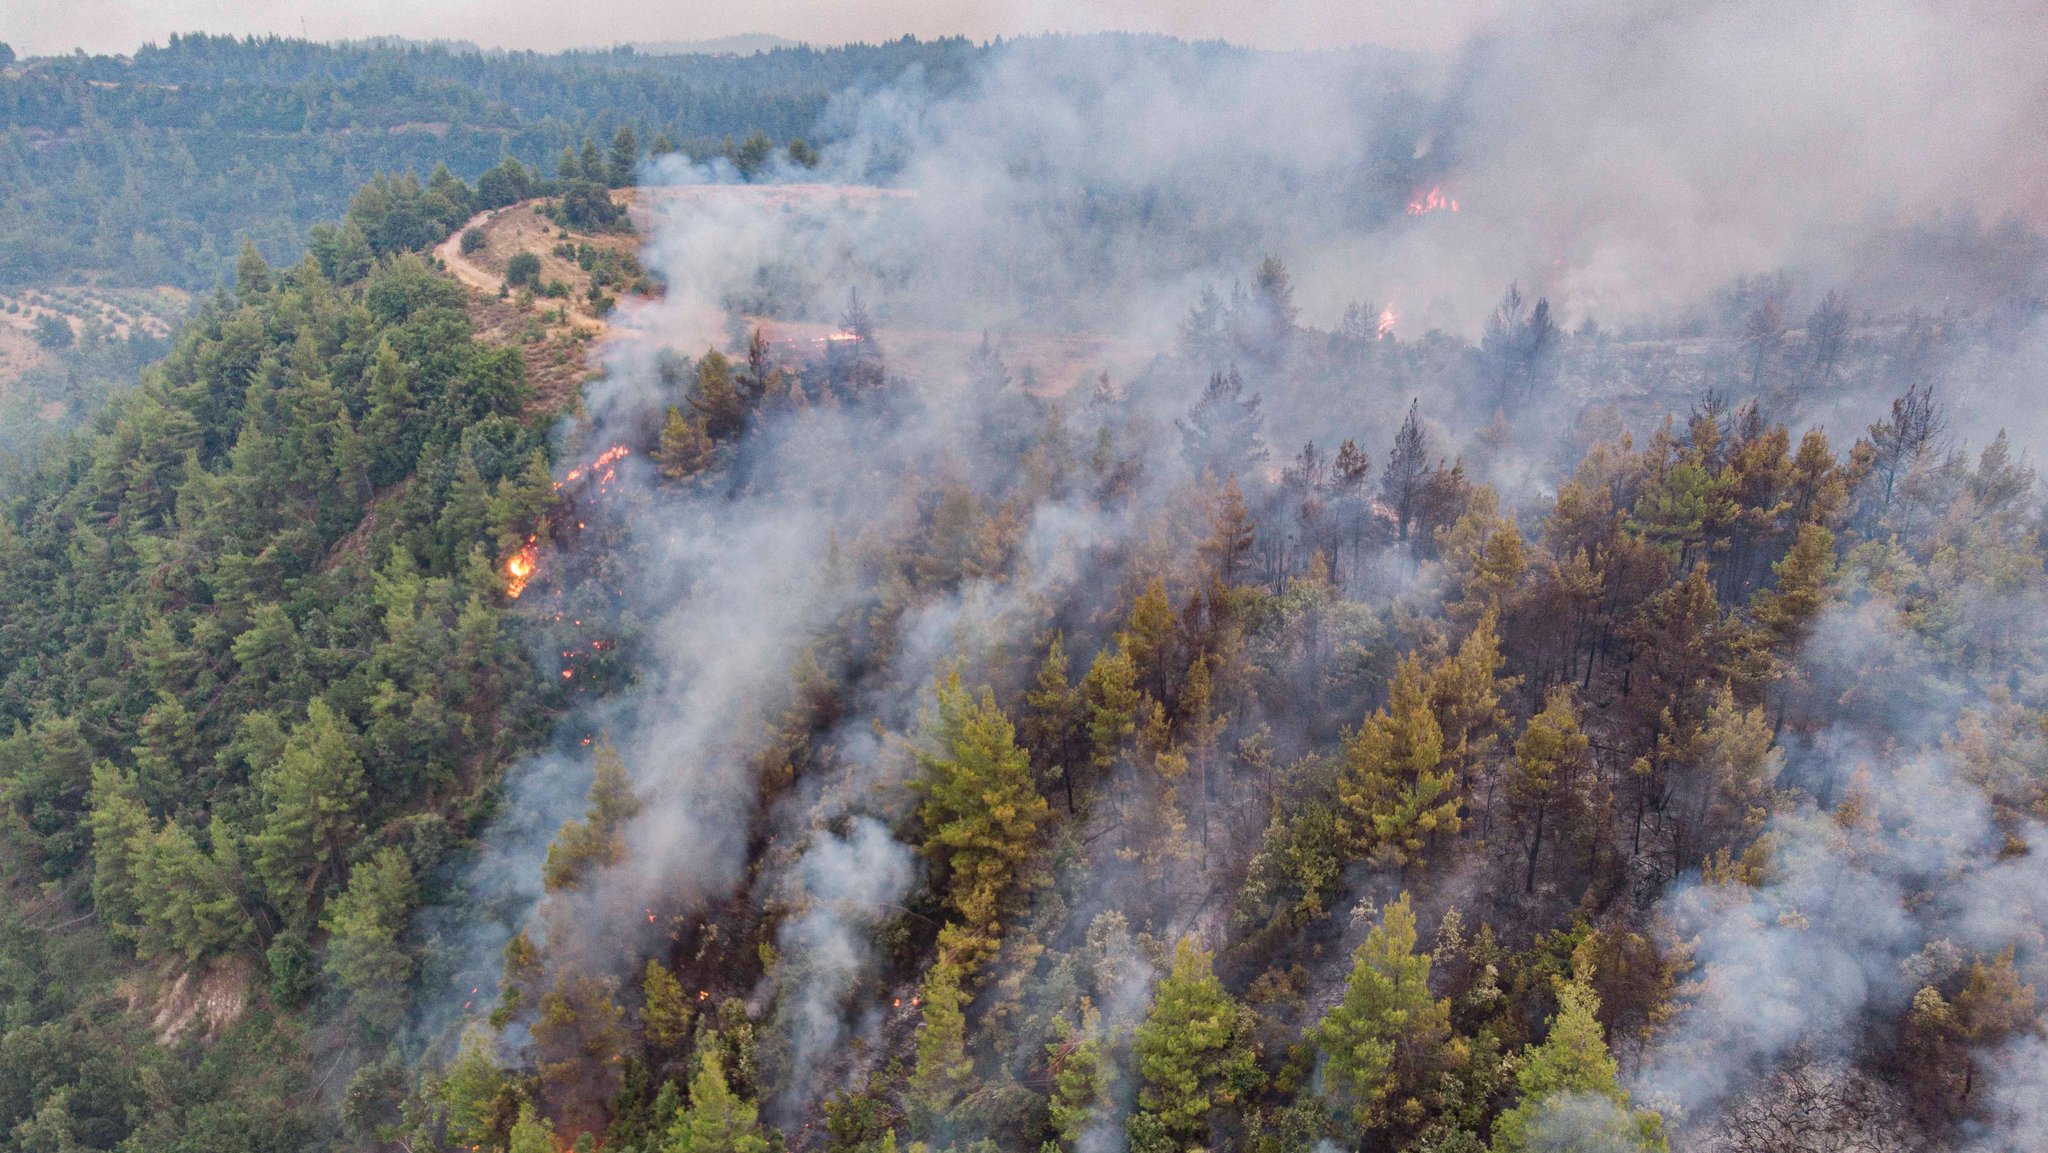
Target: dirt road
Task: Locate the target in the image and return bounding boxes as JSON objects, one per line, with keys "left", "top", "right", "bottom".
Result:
{"left": 432, "top": 208, "right": 504, "bottom": 294}
{"left": 435, "top": 206, "right": 610, "bottom": 335}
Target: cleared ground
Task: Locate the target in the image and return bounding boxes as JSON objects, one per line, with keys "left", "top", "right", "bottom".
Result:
{"left": 439, "top": 184, "right": 1149, "bottom": 402}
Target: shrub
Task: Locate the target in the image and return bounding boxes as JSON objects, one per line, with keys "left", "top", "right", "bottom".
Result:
{"left": 504, "top": 251, "right": 541, "bottom": 287}
{"left": 555, "top": 181, "right": 625, "bottom": 231}
{"left": 33, "top": 313, "right": 73, "bottom": 349}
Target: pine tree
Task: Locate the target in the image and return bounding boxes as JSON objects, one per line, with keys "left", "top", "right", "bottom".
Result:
{"left": 133, "top": 816, "right": 254, "bottom": 961}
{"left": 1130, "top": 938, "right": 1262, "bottom": 1145}
{"left": 440, "top": 1032, "right": 515, "bottom": 1151}
{"left": 235, "top": 238, "right": 272, "bottom": 299}
{"left": 913, "top": 673, "right": 1049, "bottom": 945}
{"left": 1337, "top": 655, "right": 1459, "bottom": 868}
{"left": 1082, "top": 646, "right": 1141, "bottom": 785}
{"left": 1023, "top": 635, "right": 1086, "bottom": 811}
{"left": 609, "top": 126, "right": 640, "bottom": 188}
{"left": 1440, "top": 496, "right": 1527, "bottom": 628}
{"left": 665, "top": 1045, "right": 769, "bottom": 1153}
{"left": 1383, "top": 400, "right": 1429, "bottom": 542}
{"left": 1202, "top": 475, "right": 1258, "bottom": 586}
{"left": 655, "top": 408, "right": 719, "bottom": 480}
{"left": 251, "top": 699, "right": 365, "bottom": 926}
{"left": 439, "top": 450, "right": 495, "bottom": 553}
{"left": 690, "top": 349, "right": 748, "bottom": 440}
{"left": 1177, "top": 366, "right": 1267, "bottom": 480}
{"left": 131, "top": 692, "right": 202, "bottom": 812}
{"left": 1751, "top": 522, "right": 1834, "bottom": 651}
{"left": 543, "top": 737, "right": 641, "bottom": 891}
{"left": 1506, "top": 690, "right": 1592, "bottom": 893}
{"left": 359, "top": 339, "right": 417, "bottom": 486}
{"left": 322, "top": 845, "right": 416, "bottom": 1037}
{"left": 643, "top": 958, "right": 693, "bottom": 1050}
{"left": 1680, "top": 687, "right": 1778, "bottom": 860}
{"left": 1315, "top": 893, "right": 1455, "bottom": 1133}
{"left": 1121, "top": 578, "right": 1177, "bottom": 697}
{"left": 490, "top": 450, "right": 559, "bottom": 556}
{"left": 87, "top": 763, "right": 151, "bottom": 936}
{"left": 907, "top": 959, "right": 972, "bottom": 1128}
{"left": 508, "top": 1102, "right": 557, "bottom": 1153}
{"left": 1490, "top": 979, "right": 1665, "bottom": 1153}
{"left": 1047, "top": 1001, "right": 1112, "bottom": 1146}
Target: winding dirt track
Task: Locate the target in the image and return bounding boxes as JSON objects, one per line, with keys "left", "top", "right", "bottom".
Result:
{"left": 433, "top": 206, "right": 609, "bottom": 335}
{"left": 431, "top": 207, "right": 504, "bottom": 294}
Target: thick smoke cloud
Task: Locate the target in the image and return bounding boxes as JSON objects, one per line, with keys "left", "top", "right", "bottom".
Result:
{"left": 1432, "top": 0, "right": 2048, "bottom": 322}
{"left": 1636, "top": 599, "right": 2048, "bottom": 1146}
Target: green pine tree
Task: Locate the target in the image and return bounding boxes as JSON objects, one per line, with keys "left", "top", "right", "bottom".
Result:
{"left": 133, "top": 816, "right": 254, "bottom": 960}
{"left": 543, "top": 736, "right": 641, "bottom": 891}
{"left": 508, "top": 1102, "right": 557, "bottom": 1153}
{"left": 665, "top": 1045, "right": 769, "bottom": 1153}
{"left": 250, "top": 699, "right": 366, "bottom": 926}
{"left": 690, "top": 349, "right": 748, "bottom": 440}
{"left": 322, "top": 845, "right": 416, "bottom": 1037}
{"left": 1130, "top": 938, "right": 1262, "bottom": 1145}
{"left": 1490, "top": 979, "right": 1666, "bottom": 1153}
{"left": 1082, "top": 646, "right": 1141, "bottom": 783}
{"left": 655, "top": 407, "right": 719, "bottom": 480}
{"left": 914, "top": 673, "right": 1050, "bottom": 948}
{"left": 906, "top": 959, "right": 972, "bottom": 1129}
{"left": 1047, "top": 1001, "right": 1112, "bottom": 1146}
{"left": 1337, "top": 655, "right": 1460, "bottom": 868}
{"left": 643, "top": 958, "right": 694, "bottom": 1050}
{"left": 86, "top": 763, "right": 151, "bottom": 936}
{"left": 1314, "top": 893, "right": 1456, "bottom": 1134}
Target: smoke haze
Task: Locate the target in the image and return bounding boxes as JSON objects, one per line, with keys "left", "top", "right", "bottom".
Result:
{"left": 422, "top": 2, "right": 2048, "bottom": 1148}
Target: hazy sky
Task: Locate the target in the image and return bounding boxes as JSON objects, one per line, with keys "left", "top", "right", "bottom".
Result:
{"left": 0, "top": 0, "right": 1504, "bottom": 58}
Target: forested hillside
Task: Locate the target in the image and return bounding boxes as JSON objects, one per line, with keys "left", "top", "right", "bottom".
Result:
{"left": 0, "top": 165, "right": 578, "bottom": 1150}
{"left": 2, "top": 18, "right": 2046, "bottom": 1153}
{"left": 5, "top": 161, "right": 2048, "bottom": 1153}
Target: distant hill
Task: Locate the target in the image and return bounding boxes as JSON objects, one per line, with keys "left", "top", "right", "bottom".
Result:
{"left": 0, "top": 33, "right": 983, "bottom": 291}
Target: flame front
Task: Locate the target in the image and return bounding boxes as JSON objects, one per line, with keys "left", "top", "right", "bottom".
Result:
{"left": 555, "top": 444, "right": 632, "bottom": 492}
{"left": 1377, "top": 306, "right": 1397, "bottom": 339}
{"left": 506, "top": 537, "right": 539, "bottom": 599}
{"left": 1406, "top": 186, "right": 1458, "bottom": 215}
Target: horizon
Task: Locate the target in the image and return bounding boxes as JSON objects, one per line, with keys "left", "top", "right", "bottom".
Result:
{"left": 0, "top": 27, "right": 1425, "bottom": 62}
{"left": 0, "top": 0, "right": 1498, "bottom": 61}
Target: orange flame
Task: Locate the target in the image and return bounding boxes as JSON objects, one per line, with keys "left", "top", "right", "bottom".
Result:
{"left": 554, "top": 444, "right": 632, "bottom": 491}
{"left": 506, "top": 537, "right": 539, "bottom": 598}
{"left": 1376, "top": 306, "right": 1396, "bottom": 340}
{"left": 508, "top": 445, "right": 633, "bottom": 600}
{"left": 1406, "top": 186, "right": 1458, "bottom": 215}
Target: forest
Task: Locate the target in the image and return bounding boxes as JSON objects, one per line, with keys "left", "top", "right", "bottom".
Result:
{"left": 2, "top": 16, "right": 2047, "bottom": 1153}
{"left": 0, "top": 32, "right": 992, "bottom": 467}
{"left": 0, "top": 33, "right": 983, "bottom": 289}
